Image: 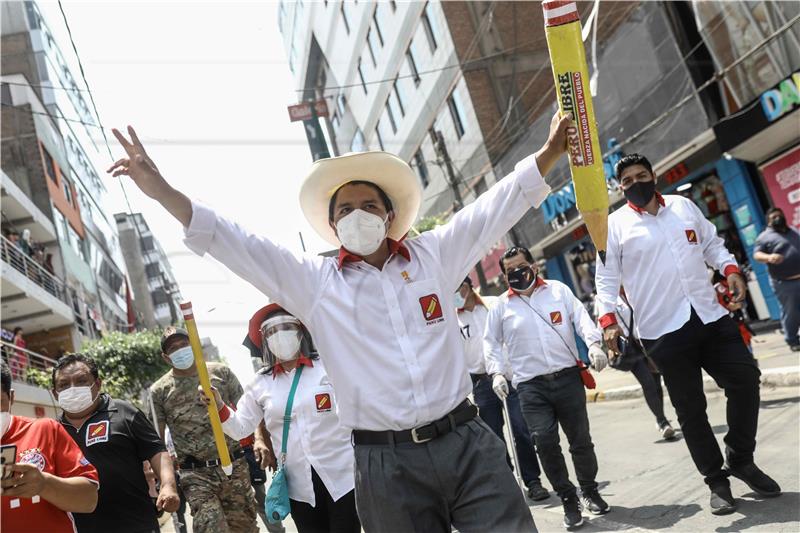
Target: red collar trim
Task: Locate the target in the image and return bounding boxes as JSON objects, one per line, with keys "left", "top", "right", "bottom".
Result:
{"left": 337, "top": 238, "right": 411, "bottom": 270}
{"left": 627, "top": 192, "right": 665, "bottom": 214}
{"left": 507, "top": 277, "right": 546, "bottom": 297}
{"left": 272, "top": 354, "right": 314, "bottom": 378}
{"left": 457, "top": 290, "right": 486, "bottom": 313}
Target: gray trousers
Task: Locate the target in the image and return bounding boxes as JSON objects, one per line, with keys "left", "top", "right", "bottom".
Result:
{"left": 353, "top": 418, "right": 536, "bottom": 533}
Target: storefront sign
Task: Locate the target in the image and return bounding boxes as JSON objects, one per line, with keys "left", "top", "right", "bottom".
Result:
{"left": 760, "top": 71, "right": 800, "bottom": 122}
{"left": 662, "top": 162, "right": 690, "bottom": 185}
{"left": 760, "top": 145, "right": 800, "bottom": 228}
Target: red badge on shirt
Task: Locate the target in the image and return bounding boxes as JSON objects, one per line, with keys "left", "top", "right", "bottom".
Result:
{"left": 315, "top": 393, "right": 332, "bottom": 413}
{"left": 685, "top": 229, "right": 698, "bottom": 244}
{"left": 86, "top": 421, "right": 109, "bottom": 446}
{"left": 550, "top": 311, "right": 563, "bottom": 325}
{"left": 419, "top": 294, "right": 444, "bottom": 323}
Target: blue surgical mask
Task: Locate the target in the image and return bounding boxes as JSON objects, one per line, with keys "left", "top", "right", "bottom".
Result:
{"left": 453, "top": 292, "right": 466, "bottom": 309}
{"left": 169, "top": 346, "right": 195, "bottom": 370}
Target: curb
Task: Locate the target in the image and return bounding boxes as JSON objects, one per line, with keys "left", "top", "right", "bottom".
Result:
{"left": 587, "top": 366, "right": 800, "bottom": 403}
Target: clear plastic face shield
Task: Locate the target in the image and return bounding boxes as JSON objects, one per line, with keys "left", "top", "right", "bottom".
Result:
{"left": 260, "top": 313, "right": 304, "bottom": 367}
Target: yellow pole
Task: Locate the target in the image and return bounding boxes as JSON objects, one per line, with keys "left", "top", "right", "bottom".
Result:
{"left": 543, "top": 0, "right": 609, "bottom": 262}
{"left": 179, "top": 301, "right": 233, "bottom": 476}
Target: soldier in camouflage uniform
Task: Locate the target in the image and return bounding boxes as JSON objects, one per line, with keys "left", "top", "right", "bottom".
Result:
{"left": 150, "top": 326, "right": 258, "bottom": 533}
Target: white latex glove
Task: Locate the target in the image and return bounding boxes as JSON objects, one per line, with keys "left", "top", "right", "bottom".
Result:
{"left": 588, "top": 343, "right": 608, "bottom": 372}
{"left": 492, "top": 374, "right": 509, "bottom": 400}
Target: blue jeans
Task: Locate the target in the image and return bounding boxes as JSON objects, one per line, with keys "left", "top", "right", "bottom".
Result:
{"left": 472, "top": 375, "right": 543, "bottom": 487}
{"left": 772, "top": 277, "right": 800, "bottom": 346}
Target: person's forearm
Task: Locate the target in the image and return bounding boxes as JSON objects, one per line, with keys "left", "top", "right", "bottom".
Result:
{"left": 255, "top": 421, "right": 276, "bottom": 457}
{"left": 753, "top": 251, "right": 770, "bottom": 263}
{"left": 149, "top": 451, "right": 177, "bottom": 490}
{"left": 154, "top": 181, "right": 193, "bottom": 228}
{"left": 39, "top": 473, "right": 97, "bottom": 513}
{"left": 534, "top": 140, "right": 564, "bottom": 177}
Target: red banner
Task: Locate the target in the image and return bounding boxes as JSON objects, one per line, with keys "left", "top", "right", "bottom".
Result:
{"left": 760, "top": 145, "right": 800, "bottom": 229}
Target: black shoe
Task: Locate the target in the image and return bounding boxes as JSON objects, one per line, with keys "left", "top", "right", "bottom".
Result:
{"left": 727, "top": 462, "right": 782, "bottom": 497}
{"left": 562, "top": 495, "right": 584, "bottom": 529}
{"left": 581, "top": 490, "right": 610, "bottom": 515}
{"left": 710, "top": 485, "right": 737, "bottom": 515}
{"left": 790, "top": 344, "right": 800, "bottom": 352}
{"left": 526, "top": 481, "right": 550, "bottom": 501}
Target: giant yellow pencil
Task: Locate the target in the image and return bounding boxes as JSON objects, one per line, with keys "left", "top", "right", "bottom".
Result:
{"left": 543, "top": 0, "right": 608, "bottom": 262}
{"left": 180, "top": 301, "right": 233, "bottom": 476}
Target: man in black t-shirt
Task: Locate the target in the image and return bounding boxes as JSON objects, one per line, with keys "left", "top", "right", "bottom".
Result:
{"left": 53, "top": 354, "right": 179, "bottom": 533}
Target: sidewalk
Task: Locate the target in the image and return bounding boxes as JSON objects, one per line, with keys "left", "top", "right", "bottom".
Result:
{"left": 588, "top": 328, "right": 799, "bottom": 402}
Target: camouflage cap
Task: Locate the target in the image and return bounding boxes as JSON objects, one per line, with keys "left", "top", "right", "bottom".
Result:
{"left": 161, "top": 326, "right": 189, "bottom": 353}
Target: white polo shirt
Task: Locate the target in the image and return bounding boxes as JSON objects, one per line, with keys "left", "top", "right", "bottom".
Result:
{"left": 595, "top": 194, "right": 739, "bottom": 340}
{"left": 483, "top": 279, "right": 602, "bottom": 388}
{"left": 218, "top": 361, "right": 353, "bottom": 506}
{"left": 183, "top": 154, "right": 550, "bottom": 431}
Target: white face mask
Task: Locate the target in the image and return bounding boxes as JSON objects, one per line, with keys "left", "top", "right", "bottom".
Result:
{"left": 1, "top": 411, "right": 11, "bottom": 437}
{"left": 336, "top": 209, "right": 388, "bottom": 256}
{"left": 267, "top": 330, "right": 302, "bottom": 361}
{"left": 453, "top": 292, "right": 466, "bottom": 309}
{"left": 57, "top": 386, "right": 96, "bottom": 414}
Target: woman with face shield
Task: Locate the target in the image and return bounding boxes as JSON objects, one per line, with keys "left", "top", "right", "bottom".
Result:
{"left": 201, "top": 304, "right": 359, "bottom": 533}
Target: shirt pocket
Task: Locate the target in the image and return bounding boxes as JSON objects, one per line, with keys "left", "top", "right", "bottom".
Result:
{"left": 402, "top": 278, "right": 449, "bottom": 334}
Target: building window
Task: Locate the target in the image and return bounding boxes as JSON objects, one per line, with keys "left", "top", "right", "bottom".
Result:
{"left": 62, "top": 177, "right": 74, "bottom": 207}
{"left": 337, "top": 94, "right": 347, "bottom": 115}
{"left": 392, "top": 77, "right": 405, "bottom": 117}
{"left": 357, "top": 58, "right": 368, "bottom": 94}
{"left": 351, "top": 128, "right": 366, "bottom": 152}
{"left": 406, "top": 43, "right": 421, "bottom": 86}
{"left": 375, "top": 121, "right": 385, "bottom": 151}
{"left": 1, "top": 83, "right": 11, "bottom": 106}
{"left": 42, "top": 146, "right": 58, "bottom": 183}
{"left": 447, "top": 91, "right": 466, "bottom": 139}
{"left": 366, "top": 29, "right": 378, "bottom": 67}
{"left": 413, "top": 150, "right": 429, "bottom": 188}
{"left": 421, "top": 3, "right": 438, "bottom": 53}
{"left": 145, "top": 263, "right": 161, "bottom": 280}
{"left": 390, "top": 0, "right": 396, "bottom": 12}
{"left": 341, "top": 2, "right": 350, "bottom": 35}
{"left": 140, "top": 235, "right": 155, "bottom": 252}
{"left": 331, "top": 112, "right": 340, "bottom": 130}
{"left": 385, "top": 102, "right": 397, "bottom": 134}
{"left": 373, "top": 8, "right": 384, "bottom": 46}
{"left": 289, "top": 45, "right": 296, "bottom": 73}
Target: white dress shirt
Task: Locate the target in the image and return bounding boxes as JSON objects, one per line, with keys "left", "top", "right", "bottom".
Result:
{"left": 595, "top": 195, "right": 739, "bottom": 340}
{"left": 183, "top": 154, "right": 550, "bottom": 431}
{"left": 218, "top": 361, "right": 354, "bottom": 506}
{"left": 457, "top": 295, "right": 500, "bottom": 376}
{"left": 483, "top": 279, "right": 602, "bottom": 388}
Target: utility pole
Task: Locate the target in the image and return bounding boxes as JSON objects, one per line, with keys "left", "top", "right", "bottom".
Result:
{"left": 434, "top": 130, "right": 489, "bottom": 292}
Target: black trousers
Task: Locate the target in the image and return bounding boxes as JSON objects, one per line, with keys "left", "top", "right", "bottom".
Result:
{"left": 642, "top": 310, "right": 761, "bottom": 488}
{"left": 289, "top": 467, "right": 360, "bottom": 533}
{"left": 517, "top": 368, "right": 599, "bottom": 499}
{"left": 629, "top": 358, "right": 668, "bottom": 427}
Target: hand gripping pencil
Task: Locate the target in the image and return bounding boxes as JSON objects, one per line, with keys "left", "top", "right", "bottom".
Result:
{"left": 180, "top": 301, "right": 233, "bottom": 476}
{"left": 543, "top": 0, "right": 608, "bottom": 263}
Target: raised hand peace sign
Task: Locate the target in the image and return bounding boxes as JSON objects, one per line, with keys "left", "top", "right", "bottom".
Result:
{"left": 107, "top": 126, "right": 165, "bottom": 200}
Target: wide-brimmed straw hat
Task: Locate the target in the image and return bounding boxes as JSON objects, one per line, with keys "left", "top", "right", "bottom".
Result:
{"left": 298, "top": 151, "right": 422, "bottom": 246}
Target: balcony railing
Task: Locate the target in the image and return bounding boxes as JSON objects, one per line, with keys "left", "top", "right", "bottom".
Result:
{"left": 0, "top": 234, "right": 68, "bottom": 304}
{"left": 0, "top": 340, "right": 59, "bottom": 386}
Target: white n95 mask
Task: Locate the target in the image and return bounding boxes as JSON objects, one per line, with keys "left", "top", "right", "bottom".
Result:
{"left": 336, "top": 209, "right": 388, "bottom": 256}
{"left": 57, "top": 386, "right": 96, "bottom": 414}
{"left": 267, "top": 330, "right": 302, "bottom": 361}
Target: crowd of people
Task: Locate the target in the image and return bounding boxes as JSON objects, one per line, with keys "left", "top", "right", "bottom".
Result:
{"left": 1, "top": 225, "right": 58, "bottom": 296}
{"left": 2, "top": 113, "right": 795, "bottom": 533}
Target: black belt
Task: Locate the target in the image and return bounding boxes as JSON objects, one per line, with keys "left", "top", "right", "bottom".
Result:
{"left": 530, "top": 365, "right": 579, "bottom": 382}
{"left": 352, "top": 399, "right": 478, "bottom": 445}
{"left": 179, "top": 449, "right": 246, "bottom": 470}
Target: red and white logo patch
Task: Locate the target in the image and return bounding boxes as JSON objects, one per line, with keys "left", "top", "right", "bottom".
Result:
{"left": 419, "top": 294, "right": 444, "bottom": 324}
{"left": 86, "top": 421, "right": 110, "bottom": 446}
{"left": 19, "top": 448, "right": 46, "bottom": 471}
{"left": 685, "top": 229, "right": 698, "bottom": 244}
{"left": 315, "top": 393, "right": 332, "bottom": 413}
{"left": 550, "top": 311, "right": 563, "bottom": 325}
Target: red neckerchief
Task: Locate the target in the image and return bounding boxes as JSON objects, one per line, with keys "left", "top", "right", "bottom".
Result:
{"left": 627, "top": 192, "right": 665, "bottom": 214}
{"left": 457, "top": 290, "right": 486, "bottom": 313}
{"left": 272, "top": 354, "right": 314, "bottom": 378}
{"left": 337, "top": 237, "right": 411, "bottom": 270}
{"left": 507, "top": 276, "right": 547, "bottom": 298}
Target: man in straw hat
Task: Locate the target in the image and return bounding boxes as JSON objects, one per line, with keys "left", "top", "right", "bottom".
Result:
{"left": 109, "top": 111, "right": 572, "bottom": 532}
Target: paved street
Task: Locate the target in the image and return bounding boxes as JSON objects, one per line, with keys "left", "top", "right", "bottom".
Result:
{"left": 162, "top": 381, "right": 799, "bottom": 533}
